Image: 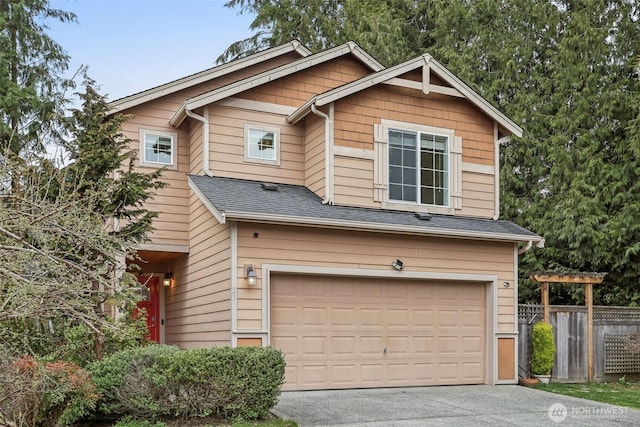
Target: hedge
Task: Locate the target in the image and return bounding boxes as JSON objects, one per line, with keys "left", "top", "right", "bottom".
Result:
{"left": 87, "top": 345, "right": 285, "bottom": 421}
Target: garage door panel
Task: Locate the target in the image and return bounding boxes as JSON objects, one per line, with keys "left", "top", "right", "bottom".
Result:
{"left": 330, "top": 307, "right": 357, "bottom": 326}
{"left": 301, "top": 307, "right": 326, "bottom": 327}
{"left": 462, "top": 335, "right": 483, "bottom": 353}
{"left": 271, "top": 306, "right": 297, "bottom": 326}
{"left": 437, "top": 309, "right": 460, "bottom": 328}
{"left": 361, "top": 335, "right": 384, "bottom": 355}
{"left": 271, "top": 275, "right": 486, "bottom": 390}
{"left": 413, "top": 336, "right": 435, "bottom": 354}
{"left": 413, "top": 309, "right": 435, "bottom": 327}
{"left": 360, "top": 308, "right": 384, "bottom": 327}
{"left": 331, "top": 336, "right": 356, "bottom": 356}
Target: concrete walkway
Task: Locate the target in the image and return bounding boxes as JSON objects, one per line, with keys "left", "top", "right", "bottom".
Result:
{"left": 272, "top": 385, "right": 640, "bottom": 426}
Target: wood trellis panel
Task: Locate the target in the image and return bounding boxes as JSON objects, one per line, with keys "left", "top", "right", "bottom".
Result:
{"left": 604, "top": 334, "right": 640, "bottom": 374}
{"left": 519, "top": 305, "right": 640, "bottom": 381}
{"left": 595, "top": 308, "right": 640, "bottom": 325}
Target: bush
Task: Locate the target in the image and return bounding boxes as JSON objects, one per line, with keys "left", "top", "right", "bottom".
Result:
{"left": 114, "top": 415, "right": 167, "bottom": 427}
{"left": 531, "top": 322, "right": 555, "bottom": 375}
{"left": 0, "top": 356, "right": 98, "bottom": 427}
{"left": 88, "top": 345, "right": 285, "bottom": 421}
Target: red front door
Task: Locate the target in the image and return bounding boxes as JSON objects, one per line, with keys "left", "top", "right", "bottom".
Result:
{"left": 136, "top": 276, "right": 160, "bottom": 342}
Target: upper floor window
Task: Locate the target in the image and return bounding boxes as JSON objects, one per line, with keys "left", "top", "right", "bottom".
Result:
{"left": 140, "top": 129, "right": 177, "bottom": 167}
{"left": 244, "top": 124, "right": 280, "bottom": 166}
{"left": 388, "top": 129, "right": 449, "bottom": 206}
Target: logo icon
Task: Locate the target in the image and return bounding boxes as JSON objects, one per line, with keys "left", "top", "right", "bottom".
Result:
{"left": 548, "top": 403, "right": 568, "bottom": 423}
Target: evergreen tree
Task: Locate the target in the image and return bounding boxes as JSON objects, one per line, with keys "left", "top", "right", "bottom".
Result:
{"left": 63, "top": 76, "right": 166, "bottom": 243}
{"left": 0, "top": 0, "right": 75, "bottom": 157}
{"left": 224, "top": 0, "right": 640, "bottom": 305}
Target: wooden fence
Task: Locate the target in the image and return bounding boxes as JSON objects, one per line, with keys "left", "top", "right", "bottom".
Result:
{"left": 518, "top": 304, "right": 640, "bottom": 381}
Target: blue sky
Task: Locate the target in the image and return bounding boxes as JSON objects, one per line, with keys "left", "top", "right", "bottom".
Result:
{"left": 48, "top": 0, "right": 256, "bottom": 101}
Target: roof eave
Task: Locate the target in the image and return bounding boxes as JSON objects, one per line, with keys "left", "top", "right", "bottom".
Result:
{"left": 108, "top": 40, "right": 312, "bottom": 114}
{"left": 223, "top": 211, "right": 543, "bottom": 244}
{"left": 288, "top": 54, "right": 523, "bottom": 137}
{"left": 181, "top": 42, "right": 383, "bottom": 114}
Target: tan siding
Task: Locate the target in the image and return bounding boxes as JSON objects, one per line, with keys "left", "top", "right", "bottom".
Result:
{"left": 304, "top": 114, "right": 326, "bottom": 196}
{"left": 117, "top": 54, "right": 302, "bottom": 246}
{"left": 189, "top": 120, "right": 204, "bottom": 175}
{"left": 331, "top": 84, "right": 497, "bottom": 217}
{"left": 236, "top": 224, "right": 517, "bottom": 332}
{"left": 238, "top": 57, "right": 372, "bottom": 107}
{"left": 333, "top": 156, "right": 375, "bottom": 207}
{"left": 207, "top": 105, "right": 304, "bottom": 184}
{"left": 164, "top": 194, "right": 231, "bottom": 348}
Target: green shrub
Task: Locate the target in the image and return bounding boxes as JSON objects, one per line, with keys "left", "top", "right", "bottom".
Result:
{"left": 531, "top": 322, "right": 555, "bottom": 375}
{"left": 88, "top": 345, "right": 285, "bottom": 421}
{"left": 114, "top": 415, "right": 167, "bottom": 427}
{"left": 0, "top": 356, "right": 98, "bottom": 427}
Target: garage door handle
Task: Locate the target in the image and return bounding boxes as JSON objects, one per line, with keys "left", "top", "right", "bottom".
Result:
{"left": 383, "top": 347, "right": 387, "bottom": 354}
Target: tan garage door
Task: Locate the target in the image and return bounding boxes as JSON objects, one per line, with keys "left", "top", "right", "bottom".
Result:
{"left": 270, "top": 274, "right": 486, "bottom": 390}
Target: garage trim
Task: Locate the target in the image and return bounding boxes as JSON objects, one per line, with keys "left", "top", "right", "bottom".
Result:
{"left": 261, "top": 264, "right": 498, "bottom": 385}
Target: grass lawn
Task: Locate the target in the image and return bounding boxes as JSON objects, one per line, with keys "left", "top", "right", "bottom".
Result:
{"left": 533, "top": 380, "right": 640, "bottom": 410}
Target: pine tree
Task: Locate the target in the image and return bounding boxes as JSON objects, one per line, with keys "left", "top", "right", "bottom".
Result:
{"left": 0, "top": 0, "right": 75, "bottom": 157}
{"left": 224, "top": 0, "right": 640, "bottom": 305}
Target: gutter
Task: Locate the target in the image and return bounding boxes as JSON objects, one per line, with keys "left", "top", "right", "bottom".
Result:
{"left": 493, "top": 131, "right": 511, "bottom": 221}
{"left": 184, "top": 107, "right": 213, "bottom": 177}
{"left": 221, "top": 210, "right": 544, "bottom": 245}
{"left": 310, "top": 103, "right": 334, "bottom": 205}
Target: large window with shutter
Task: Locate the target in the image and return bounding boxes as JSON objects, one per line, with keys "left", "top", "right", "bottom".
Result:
{"left": 388, "top": 129, "right": 449, "bottom": 207}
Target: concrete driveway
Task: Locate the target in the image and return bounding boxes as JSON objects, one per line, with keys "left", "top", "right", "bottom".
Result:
{"left": 272, "top": 385, "right": 640, "bottom": 426}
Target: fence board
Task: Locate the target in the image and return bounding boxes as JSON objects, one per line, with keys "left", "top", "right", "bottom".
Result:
{"left": 518, "top": 305, "right": 640, "bottom": 382}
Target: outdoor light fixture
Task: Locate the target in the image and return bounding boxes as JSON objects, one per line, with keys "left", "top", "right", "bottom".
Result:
{"left": 391, "top": 259, "right": 404, "bottom": 271}
{"left": 162, "top": 272, "right": 173, "bottom": 287}
{"left": 246, "top": 265, "right": 258, "bottom": 286}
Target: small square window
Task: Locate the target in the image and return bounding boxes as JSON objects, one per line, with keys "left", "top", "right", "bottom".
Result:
{"left": 244, "top": 124, "right": 280, "bottom": 165}
{"left": 140, "top": 129, "right": 176, "bottom": 167}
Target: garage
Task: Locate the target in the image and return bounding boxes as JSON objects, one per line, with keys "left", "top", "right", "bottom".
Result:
{"left": 270, "top": 274, "right": 487, "bottom": 391}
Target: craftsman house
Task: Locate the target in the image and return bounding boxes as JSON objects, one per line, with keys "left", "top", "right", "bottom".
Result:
{"left": 110, "top": 40, "right": 543, "bottom": 390}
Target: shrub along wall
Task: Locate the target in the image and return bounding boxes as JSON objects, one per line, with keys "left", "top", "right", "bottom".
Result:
{"left": 88, "top": 345, "right": 285, "bottom": 421}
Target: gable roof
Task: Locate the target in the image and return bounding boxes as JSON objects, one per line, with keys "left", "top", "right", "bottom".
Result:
{"left": 188, "top": 174, "right": 543, "bottom": 244}
{"left": 287, "top": 53, "right": 523, "bottom": 137}
{"left": 169, "top": 42, "right": 385, "bottom": 127}
{"left": 109, "top": 40, "right": 311, "bottom": 113}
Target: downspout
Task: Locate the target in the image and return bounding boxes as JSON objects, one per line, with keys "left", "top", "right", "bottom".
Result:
{"left": 311, "top": 103, "right": 334, "bottom": 205}
{"left": 493, "top": 131, "right": 511, "bottom": 220}
{"left": 185, "top": 107, "right": 213, "bottom": 177}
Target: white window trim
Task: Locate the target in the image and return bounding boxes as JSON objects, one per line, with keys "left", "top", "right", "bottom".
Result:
{"left": 374, "top": 119, "right": 462, "bottom": 214}
{"left": 139, "top": 128, "right": 178, "bottom": 169}
{"left": 243, "top": 123, "right": 280, "bottom": 166}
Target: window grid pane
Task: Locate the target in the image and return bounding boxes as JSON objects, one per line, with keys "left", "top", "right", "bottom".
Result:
{"left": 144, "top": 134, "right": 173, "bottom": 165}
{"left": 248, "top": 129, "right": 276, "bottom": 160}
{"left": 388, "top": 130, "right": 417, "bottom": 202}
{"left": 388, "top": 129, "right": 448, "bottom": 207}
{"left": 419, "top": 133, "right": 448, "bottom": 206}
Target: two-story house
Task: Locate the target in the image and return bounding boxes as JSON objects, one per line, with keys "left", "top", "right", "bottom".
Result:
{"left": 110, "top": 40, "right": 543, "bottom": 390}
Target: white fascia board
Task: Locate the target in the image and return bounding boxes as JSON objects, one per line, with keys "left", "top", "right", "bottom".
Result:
{"left": 183, "top": 44, "right": 364, "bottom": 111}
{"left": 346, "top": 41, "right": 385, "bottom": 72}
{"left": 314, "top": 56, "right": 426, "bottom": 107}
{"left": 223, "top": 211, "right": 543, "bottom": 244}
{"left": 291, "top": 53, "right": 523, "bottom": 138}
{"left": 427, "top": 58, "right": 523, "bottom": 137}
{"left": 109, "top": 40, "right": 311, "bottom": 114}
{"left": 187, "top": 177, "right": 226, "bottom": 224}
{"left": 286, "top": 97, "right": 316, "bottom": 124}
{"left": 174, "top": 42, "right": 384, "bottom": 127}
{"left": 287, "top": 57, "right": 425, "bottom": 123}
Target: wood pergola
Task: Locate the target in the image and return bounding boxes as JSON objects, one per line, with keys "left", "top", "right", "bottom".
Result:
{"left": 530, "top": 272, "right": 607, "bottom": 381}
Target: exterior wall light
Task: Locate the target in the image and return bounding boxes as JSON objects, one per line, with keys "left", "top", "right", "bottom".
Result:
{"left": 391, "top": 259, "right": 404, "bottom": 271}
{"left": 246, "top": 265, "right": 258, "bottom": 286}
{"left": 162, "top": 272, "right": 173, "bottom": 287}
